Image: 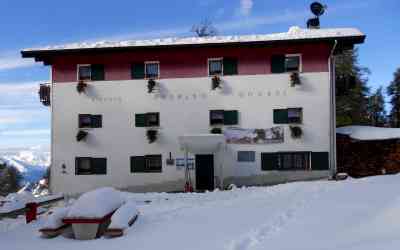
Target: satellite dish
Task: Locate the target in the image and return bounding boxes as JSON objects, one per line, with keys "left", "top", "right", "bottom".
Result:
{"left": 310, "top": 2, "right": 326, "bottom": 17}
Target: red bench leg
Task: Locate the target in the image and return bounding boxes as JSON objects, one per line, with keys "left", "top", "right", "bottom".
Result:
{"left": 26, "top": 202, "right": 38, "bottom": 223}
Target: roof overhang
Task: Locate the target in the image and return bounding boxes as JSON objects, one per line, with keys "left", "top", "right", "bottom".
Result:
{"left": 21, "top": 34, "right": 366, "bottom": 66}
{"left": 179, "top": 134, "right": 225, "bottom": 154}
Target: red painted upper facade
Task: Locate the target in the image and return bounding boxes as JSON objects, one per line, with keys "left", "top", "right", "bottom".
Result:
{"left": 51, "top": 43, "right": 332, "bottom": 83}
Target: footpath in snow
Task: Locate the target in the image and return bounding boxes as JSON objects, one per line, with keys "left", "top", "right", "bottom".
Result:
{"left": 1, "top": 175, "right": 400, "bottom": 250}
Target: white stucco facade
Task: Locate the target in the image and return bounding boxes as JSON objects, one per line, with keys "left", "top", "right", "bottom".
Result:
{"left": 50, "top": 72, "right": 333, "bottom": 194}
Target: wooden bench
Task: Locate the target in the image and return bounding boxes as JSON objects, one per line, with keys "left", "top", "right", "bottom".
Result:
{"left": 62, "top": 211, "right": 115, "bottom": 240}
{"left": 104, "top": 214, "right": 139, "bottom": 238}
{"left": 39, "top": 224, "right": 71, "bottom": 238}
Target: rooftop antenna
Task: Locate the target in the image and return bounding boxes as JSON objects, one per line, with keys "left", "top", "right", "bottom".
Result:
{"left": 307, "top": 2, "right": 327, "bottom": 29}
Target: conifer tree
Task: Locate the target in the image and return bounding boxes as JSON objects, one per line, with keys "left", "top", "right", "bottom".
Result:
{"left": 387, "top": 68, "right": 400, "bottom": 127}
{"left": 367, "top": 87, "right": 386, "bottom": 127}
{"left": 0, "top": 163, "right": 22, "bottom": 196}
{"left": 335, "top": 49, "right": 370, "bottom": 126}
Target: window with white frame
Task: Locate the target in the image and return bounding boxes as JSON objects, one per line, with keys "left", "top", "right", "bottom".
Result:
{"left": 77, "top": 64, "right": 105, "bottom": 81}
{"left": 145, "top": 62, "right": 160, "bottom": 79}
{"left": 78, "top": 65, "right": 91, "bottom": 81}
{"left": 285, "top": 54, "right": 301, "bottom": 72}
{"left": 208, "top": 58, "right": 223, "bottom": 76}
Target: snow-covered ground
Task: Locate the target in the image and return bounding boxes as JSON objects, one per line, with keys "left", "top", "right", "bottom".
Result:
{"left": 1, "top": 175, "right": 400, "bottom": 250}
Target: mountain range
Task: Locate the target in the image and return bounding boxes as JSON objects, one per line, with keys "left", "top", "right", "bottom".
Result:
{"left": 0, "top": 146, "right": 49, "bottom": 185}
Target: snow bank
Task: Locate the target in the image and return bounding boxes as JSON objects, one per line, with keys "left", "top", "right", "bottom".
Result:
{"left": 42, "top": 207, "right": 70, "bottom": 229}
{"left": 0, "top": 191, "right": 34, "bottom": 213}
{"left": 67, "top": 187, "right": 124, "bottom": 218}
{"left": 23, "top": 27, "right": 364, "bottom": 52}
{"left": 109, "top": 201, "right": 139, "bottom": 229}
{"left": 337, "top": 125, "right": 400, "bottom": 141}
{"left": 4, "top": 176, "right": 400, "bottom": 250}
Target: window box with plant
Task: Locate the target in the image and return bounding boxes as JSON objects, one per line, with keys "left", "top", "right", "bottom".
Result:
{"left": 131, "top": 62, "right": 160, "bottom": 93}
{"left": 76, "top": 114, "right": 102, "bottom": 142}
{"left": 208, "top": 57, "right": 238, "bottom": 90}
{"left": 290, "top": 126, "right": 303, "bottom": 139}
{"left": 76, "top": 64, "right": 105, "bottom": 93}
{"left": 135, "top": 112, "right": 160, "bottom": 143}
{"left": 271, "top": 54, "right": 302, "bottom": 88}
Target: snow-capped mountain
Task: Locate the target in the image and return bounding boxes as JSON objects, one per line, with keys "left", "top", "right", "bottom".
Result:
{"left": 0, "top": 146, "right": 49, "bottom": 185}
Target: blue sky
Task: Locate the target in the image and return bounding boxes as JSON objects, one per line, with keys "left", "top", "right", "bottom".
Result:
{"left": 0, "top": 0, "right": 399, "bottom": 149}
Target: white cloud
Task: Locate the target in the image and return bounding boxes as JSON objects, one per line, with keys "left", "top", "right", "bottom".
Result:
{"left": 0, "top": 54, "right": 37, "bottom": 71}
{"left": 0, "top": 82, "right": 38, "bottom": 93}
{"left": 0, "top": 117, "right": 19, "bottom": 125}
{"left": 239, "top": 0, "right": 253, "bottom": 16}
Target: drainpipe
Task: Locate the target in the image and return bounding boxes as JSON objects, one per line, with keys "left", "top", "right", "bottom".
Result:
{"left": 329, "top": 40, "right": 338, "bottom": 177}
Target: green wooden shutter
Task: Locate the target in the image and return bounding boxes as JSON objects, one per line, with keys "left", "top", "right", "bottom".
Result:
{"left": 224, "top": 110, "right": 238, "bottom": 125}
{"left": 135, "top": 114, "right": 146, "bottom": 127}
{"left": 91, "top": 158, "right": 107, "bottom": 175}
{"left": 311, "top": 152, "right": 329, "bottom": 170}
{"left": 271, "top": 55, "right": 285, "bottom": 73}
{"left": 223, "top": 58, "right": 238, "bottom": 75}
{"left": 91, "top": 64, "right": 105, "bottom": 81}
{"left": 131, "top": 63, "right": 145, "bottom": 79}
{"left": 261, "top": 153, "right": 279, "bottom": 171}
{"left": 131, "top": 156, "right": 146, "bottom": 173}
{"left": 273, "top": 109, "right": 288, "bottom": 124}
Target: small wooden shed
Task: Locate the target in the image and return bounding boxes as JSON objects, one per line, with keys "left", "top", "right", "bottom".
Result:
{"left": 336, "top": 126, "right": 400, "bottom": 177}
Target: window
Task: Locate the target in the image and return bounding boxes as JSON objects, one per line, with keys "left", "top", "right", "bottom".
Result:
{"left": 287, "top": 108, "right": 302, "bottom": 123}
{"left": 208, "top": 58, "right": 223, "bottom": 76}
{"left": 285, "top": 55, "right": 301, "bottom": 72}
{"left": 79, "top": 114, "right": 102, "bottom": 128}
{"left": 278, "top": 152, "right": 310, "bottom": 170}
{"left": 208, "top": 58, "right": 238, "bottom": 76}
{"left": 210, "top": 110, "right": 224, "bottom": 125}
{"left": 273, "top": 108, "right": 302, "bottom": 124}
{"left": 271, "top": 54, "right": 301, "bottom": 73}
{"left": 146, "top": 113, "right": 160, "bottom": 127}
{"left": 210, "top": 110, "right": 239, "bottom": 125}
{"left": 261, "top": 152, "right": 310, "bottom": 171}
{"left": 131, "top": 155, "right": 162, "bottom": 173}
{"left": 78, "top": 65, "right": 91, "bottom": 81}
{"left": 238, "top": 151, "right": 255, "bottom": 162}
{"left": 75, "top": 157, "right": 107, "bottom": 175}
{"left": 145, "top": 62, "right": 159, "bottom": 79}
{"left": 135, "top": 113, "right": 160, "bottom": 127}
{"left": 77, "top": 64, "right": 105, "bottom": 81}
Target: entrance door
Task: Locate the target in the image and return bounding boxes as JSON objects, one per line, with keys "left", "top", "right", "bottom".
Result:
{"left": 195, "top": 154, "right": 214, "bottom": 191}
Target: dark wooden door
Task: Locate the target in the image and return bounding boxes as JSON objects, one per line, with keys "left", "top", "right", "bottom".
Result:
{"left": 195, "top": 154, "right": 214, "bottom": 191}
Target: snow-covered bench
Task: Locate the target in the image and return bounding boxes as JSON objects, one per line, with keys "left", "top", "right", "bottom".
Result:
{"left": 39, "top": 207, "right": 71, "bottom": 238}
{"left": 104, "top": 201, "right": 139, "bottom": 237}
{"left": 62, "top": 187, "right": 124, "bottom": 240}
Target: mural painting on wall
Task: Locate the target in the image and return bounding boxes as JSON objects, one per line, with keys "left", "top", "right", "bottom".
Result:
{"left": 224, "top": 127, "right": 284, "bottom": 144}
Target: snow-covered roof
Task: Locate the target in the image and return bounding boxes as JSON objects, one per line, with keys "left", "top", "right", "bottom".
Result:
{"left": 336, "top": 126, "right": 400, "bottom": 141}
{"left": 22, "top": 27, "right": 365, "bottom": 55}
